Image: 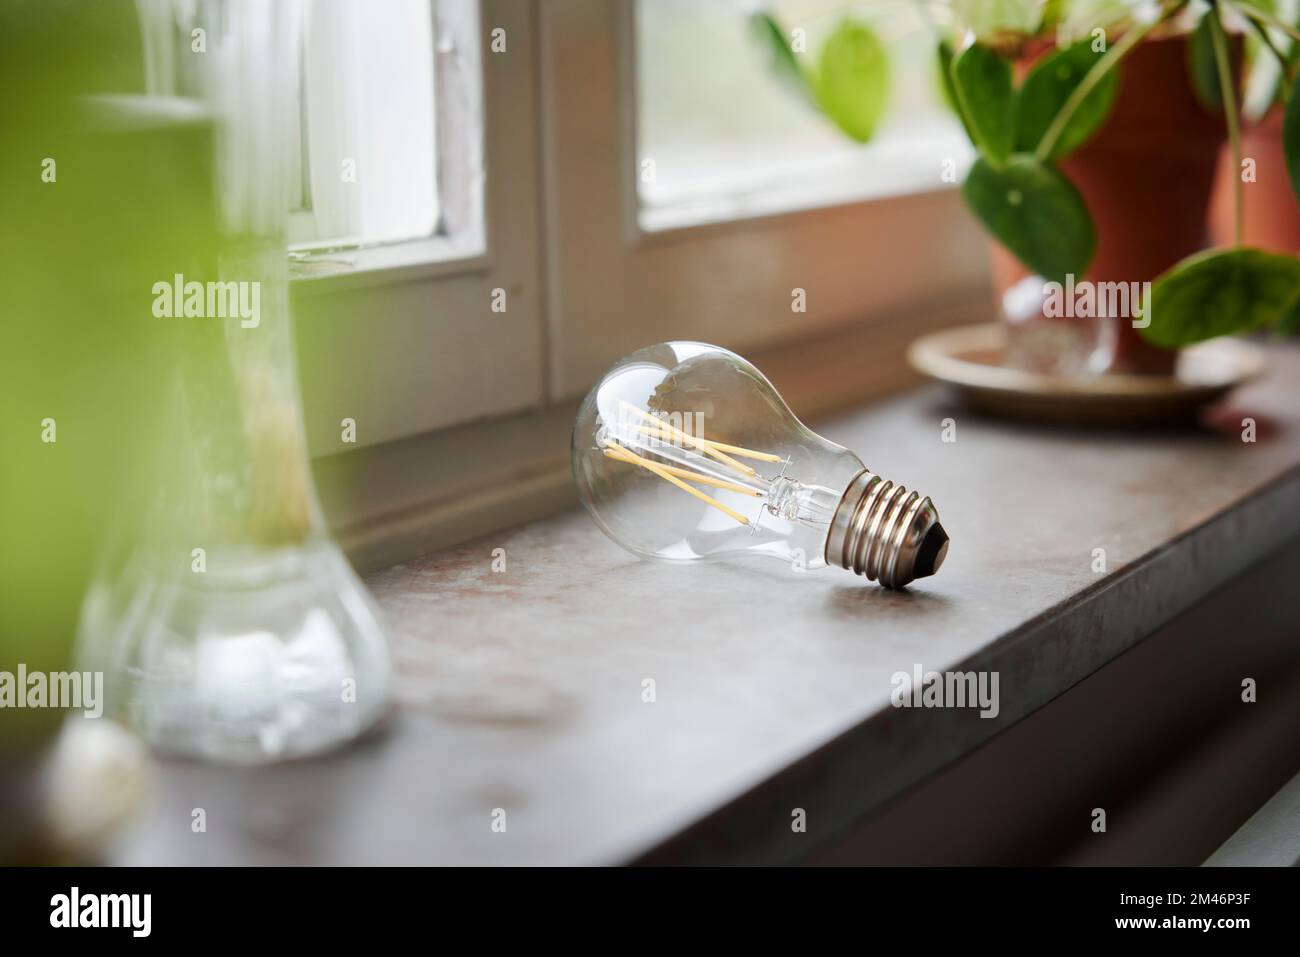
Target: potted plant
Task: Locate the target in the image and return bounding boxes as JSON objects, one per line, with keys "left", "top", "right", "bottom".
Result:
{"left": 754, "top": 0, "right": 1300, "bottom": 372}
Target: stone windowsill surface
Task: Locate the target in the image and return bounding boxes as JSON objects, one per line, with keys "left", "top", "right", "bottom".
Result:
{"left": 117, "top": 341, "right": 1300, "bottom": 865}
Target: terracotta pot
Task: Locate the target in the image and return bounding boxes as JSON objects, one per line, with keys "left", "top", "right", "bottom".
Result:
{"left": 989, "top": 36, "right": 1228, "bottom": 374}
{"left": 1208, "top": 108, "right": 1300, "bottom": 253}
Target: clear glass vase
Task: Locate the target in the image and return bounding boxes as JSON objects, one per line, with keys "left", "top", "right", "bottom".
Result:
{"left": 1000, "top": 274, "right": 1118, "bottom": 377}
{"left": 76, "top": 0, "right": 391, "bottom": 764}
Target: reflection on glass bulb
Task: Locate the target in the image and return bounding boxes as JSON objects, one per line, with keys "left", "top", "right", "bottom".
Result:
{"left": 572, "top": 342, "right": 948, "bottom": 588}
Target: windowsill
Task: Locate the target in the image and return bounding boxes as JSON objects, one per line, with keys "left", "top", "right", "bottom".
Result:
{"left": 309, "top": 295, "right": 993, "bottom": 571}
{"left": 288, "top": 229, "right": 487, "bottom": 296}
{"left": 113, "top": 340, "right": 1300, "bottom": 865}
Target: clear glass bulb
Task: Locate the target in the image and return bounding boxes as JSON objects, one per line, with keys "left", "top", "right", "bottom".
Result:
{"left": 572, "top": 342, "right": 948, "bottom": 588}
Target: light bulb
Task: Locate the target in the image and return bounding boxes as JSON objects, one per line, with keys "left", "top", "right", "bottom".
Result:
{"left": 571, "top": 341, "right": 949, "bottom": 588}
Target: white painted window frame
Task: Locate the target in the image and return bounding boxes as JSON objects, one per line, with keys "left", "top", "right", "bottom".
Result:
{"left": 292, "top": 0, "right": 546, "bottom": 454}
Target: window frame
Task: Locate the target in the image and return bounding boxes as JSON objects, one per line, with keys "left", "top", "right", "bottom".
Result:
{"left": 292, "top": 0, "right": 546, "bottom": 455}
{"left": 303, "top": 0, "right": 994, "bottom": 566}
{"left": 289, "top": 0, "right": 488, "bottom": 291}
{"left": 621, "top": 0, "right": 976, "bottom": 235}
{"left": 538, "top": 0, "right": 989, "bottom": 402}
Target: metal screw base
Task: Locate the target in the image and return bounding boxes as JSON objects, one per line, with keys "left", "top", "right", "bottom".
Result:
{"left": 823, "top": 469, "right": 948, "bottom": 588}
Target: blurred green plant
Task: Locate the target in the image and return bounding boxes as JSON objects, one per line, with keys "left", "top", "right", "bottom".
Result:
{"left": 2, "top": 0, "right": 169, "bottom": 747}
{"left": 753, "top": 0, "right": 1300, "bottom": 348}
{"left": 0, "top": 0, "right": 228, "bottom": 750}
{"left": 751, "top": 13, "right": 891, "bottom": 141}
{"left": 819, "top": 21, "right": 893, "bottom": 141}
{"left": 1236, "top": 0, "right": 1300, "bottom": 119}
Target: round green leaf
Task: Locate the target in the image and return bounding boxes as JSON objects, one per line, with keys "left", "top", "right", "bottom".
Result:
{"left": 1142, "top": 248, "right": 1300, "bottom": 347}
{"left": 961, "top": 154, "right": 1096, "bottom": 283}
{"left": 1284, "top": 69, "right": 1300, "bottom": 205}
{"left": 1015, "top": 39, "right": 1119, "bottom": 159}
{"left": 952, "top": 42, "right": 1015, "bottom": 163}
{"left": 816, "top": 20, "right": 889, "bottom": 143}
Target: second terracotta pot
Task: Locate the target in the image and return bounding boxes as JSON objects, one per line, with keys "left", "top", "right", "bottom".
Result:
{"left": 1208, "top": 108, "right": 1300, "bottom": 253}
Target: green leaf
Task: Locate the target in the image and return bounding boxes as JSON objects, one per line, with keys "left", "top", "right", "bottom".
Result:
{"left": 961, "top": 154, "right": 1095, "bottom": 283}
{"left": 950, "top": 0, "right": 1042, "bottom": 41}
{"left": 951, "top": 43, "right": 1015, "bottom": 163}
{"left": 749, "top": 11, "right": 814, "bottom": 105}
{"left": 1015, "top": 39, "right": 1119, "bottom": 159}
{"left": 1284, "top": 68, "right": 1300, "bottom": 204}
{"left": 937, "top": 41, "right": 976, "bottom": 141}
{"left": 1278, "top": 292, "right": 1300, "bottom": 336}
{"left": 1060, "top": 0, "right": 1138, "bottom": 40}
{"left": 1039, "top": 0, "right": 1071, "bottom": 32}
{"left": 1187, "top": 13, "right": 1224, "bottom": 112}
{"left": 816, "top": 20, "right": 890, "bottom": 143}
{"left": 1240, "top": 27, "right": 1286, "bottom": 125}
{"left": 1141, "top": 248, "right": 1300, "bottom": 347}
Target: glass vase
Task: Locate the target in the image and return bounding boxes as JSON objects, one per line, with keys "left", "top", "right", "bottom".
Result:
{"left": 76, "top": 0, "right": 391, "bottom": 764}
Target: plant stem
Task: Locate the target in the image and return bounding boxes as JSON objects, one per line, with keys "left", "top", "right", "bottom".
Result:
{"left": 1231, "top": 1, "right": 1300, "bottom": 44}
{"left": 1209, "top": 4, "right": 1244, "bottom": 246}
{"left": 1033, "top": 14, "right": 1164, "bottom": 162}
{"left": 1244, "top": 15, "right": 1295, "bottom": 98}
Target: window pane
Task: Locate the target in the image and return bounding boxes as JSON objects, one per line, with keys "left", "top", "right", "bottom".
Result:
{"left": 289, "top": 0, "right": 439, "bottom": 250}
{"left": 635, "top": 0, "right": 972, "bottom": 230}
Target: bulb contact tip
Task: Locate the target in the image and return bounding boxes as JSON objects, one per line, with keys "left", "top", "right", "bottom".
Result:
{"left": 913, "top": 522, "right": 949, "bottom": 579}
{"left": 824, "top": 469, "right": 947, "bottom": 588}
